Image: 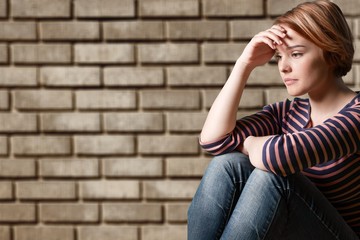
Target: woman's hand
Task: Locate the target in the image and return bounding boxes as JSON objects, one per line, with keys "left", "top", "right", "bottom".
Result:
{"left": 238, "top": 25, "right": 287, "bottom": 70}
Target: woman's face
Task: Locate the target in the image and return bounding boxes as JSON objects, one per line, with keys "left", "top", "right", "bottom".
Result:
{"left": 275, "top": 25, "right": 334, "bottom": 97}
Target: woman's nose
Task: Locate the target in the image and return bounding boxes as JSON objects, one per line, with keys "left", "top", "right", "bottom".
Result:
{"left": 279, "top": 59, "right": 291, "bottom": 73}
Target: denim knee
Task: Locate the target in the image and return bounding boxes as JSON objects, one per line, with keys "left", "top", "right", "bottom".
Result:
{"left": 247, "top": 168, "right": 290, "bottom": 193}
{"left": 208, "top": 152, "right": 252, "bottom": 172}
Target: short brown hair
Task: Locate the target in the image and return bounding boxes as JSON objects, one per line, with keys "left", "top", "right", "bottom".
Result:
{"left": 274, "top": 0, "right": 354, "bottom": 77}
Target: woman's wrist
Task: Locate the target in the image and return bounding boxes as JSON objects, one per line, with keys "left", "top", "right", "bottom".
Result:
{"left": 236, "top": 57, "right": 256, "bottom": 72}
{"left": 242, "top": 136, "right": 253, "bottom": 156}
{"left": 244, "top": 135, "right": 273, "bottom": 170}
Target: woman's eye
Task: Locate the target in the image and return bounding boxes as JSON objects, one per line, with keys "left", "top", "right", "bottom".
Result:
{"left": 274, "top": 54, "right": 282, "bottom": 61}
{"left": 291, "top": 52, "right": 303, "bottom": 58}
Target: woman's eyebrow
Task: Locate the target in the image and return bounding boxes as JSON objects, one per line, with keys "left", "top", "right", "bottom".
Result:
{"left": 286, "top": 45, "right": 306, "bottom": 49}
{"left": 274, "top": 45, "right": 306, "bottom": 55}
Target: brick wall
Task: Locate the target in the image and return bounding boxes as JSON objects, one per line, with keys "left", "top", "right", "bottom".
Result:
{"left": 0, "top": 0, "right": 359, "bottom": 239}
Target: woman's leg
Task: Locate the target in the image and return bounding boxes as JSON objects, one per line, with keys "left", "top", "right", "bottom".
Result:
{"left": 221, "top": 168, "right": 359, "bottom": 240}
{"left": 282, "top": 173, "right": 358, "bottom": 240}
{"left": 187, "top": 152, "right": 254, "bottom": 240}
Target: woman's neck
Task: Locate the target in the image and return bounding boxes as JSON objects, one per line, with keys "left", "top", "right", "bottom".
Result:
{"left": 308, "top": 78, "right": 356, "bottom": 125}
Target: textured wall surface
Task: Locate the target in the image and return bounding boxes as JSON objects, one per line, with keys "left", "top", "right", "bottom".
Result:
{"left": 0, "top": 0, "right": 359, "bottom": 239}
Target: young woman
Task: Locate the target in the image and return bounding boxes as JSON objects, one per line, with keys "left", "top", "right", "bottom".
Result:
{"left": 188, "top": 1, "right": 359, "bottom": 239}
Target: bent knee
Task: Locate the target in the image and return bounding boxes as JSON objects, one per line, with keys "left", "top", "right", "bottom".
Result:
{"left": 207, "top": 151, "right": 253, "bottom": 173}
{"left": 248, "top": 168, "right": 288, "bottom": 190}
{"left": 210, "top": 151, "right": 248, "bottom": 165}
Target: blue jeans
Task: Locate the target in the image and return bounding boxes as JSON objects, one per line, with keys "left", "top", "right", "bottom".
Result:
{"left": 188, "top": 152, "right": 359, "bottom": 240}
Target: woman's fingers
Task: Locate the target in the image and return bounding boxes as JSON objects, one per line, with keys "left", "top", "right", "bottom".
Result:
{"left": 271, "top": 25, "right": 286, "bottom": 34}
{"left": 253, "top": 25, "right": 287, "bottom": 49}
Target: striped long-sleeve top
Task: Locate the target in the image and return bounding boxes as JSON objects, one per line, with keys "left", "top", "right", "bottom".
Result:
{"left": 200, "top": 92, "right": 360, "bottom": 236}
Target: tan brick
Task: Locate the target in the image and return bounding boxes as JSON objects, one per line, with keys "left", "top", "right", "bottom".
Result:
{"left": 104, "top": 67, "right": 164, "bottom": 86}
{"left": 12, "top": 136, "right": 71, "bottom": 156}
{"left": 267, "top": 0, "right": 306, "bottom": 16}
{"left": 11, "top": 0, "right": 71, "bottom": 18}
{"left": 140, "top": 90, "right": 200, "bottom": 110}
{"left": 240, "top": 89, "right": 264, "bottom": 108}
{"left": 354, "top": 40, "right": 360, "bottom": 62}
{"left": 0, "top": 22, "right": 36, "bottom": 40}
{"left": 166, "top": 203, "right": 190, "bottom": 222}
{"left": 205, "top": 88, "right": 264, "bottom": 109}
{"left": 354, "top": 65, "right": 360, "bottom": 87}
{"left": 40, "top": 158, "right": 99, "bottom": 178}
{"left": 0, "top": 182, "right": 12, "bottom": 199}
{"left": 0, "top": 113, "right": 37, "bottom": 132}
{"left": 104, "top": 21, "right": 164, "bottom": 40}
{"left": 80, "top": 180, "right": 140, "bottom": 199}
{"left": 247, "top": 64, "right": 282, "bottom": 85}
{"left": 0, "top": 44, "right": 8, "bottom": 63}
{"left": 204, "top": 0, "right": 263, "bottom": 17}
{"left": 40, "top": 203, "right": 98, "bottom": 223}
{"left": 352, "top": 86, "right": 360, "bottom": 92}
{"left": 139, "top": 0, "right": 199, "bottom": 17}
{"left": 0, "top": 0, "right": 6, "bottom": 17}
{"left": 75, "top": 135, "right": 135, "bottom": 155}
{"left": 75, "top": 44, "right": 134, "bottom": 64}
{"left": 12, "top": 44, "right": 71, "bottom": 64}
{"left": 0, "top": 67, "right": 37, "bottom": 86}
{"left": 0, "top": 137, "right": 7, "bottom": 155}
{"left": 75, "top": 0, "right": 135, "bottom": 18}
{"left": 231, "top": 20, "right": 273, "bottom": 39}
{"left": 0, "top": 91, "right": 9, "bottom": 110}
{"left": 103, "top": 157, "right": 163, "bottom": 177}
{"left": 168, "top": 20, "right": 226, "bottom": 40}
{"left": 78, "top": 226, "right": 137, "bottom": 240}
{"left": 0, "top": 204, "right": 35, "bottom": 222}
{"left": 40, "top": 22, "right": 99, "bottom": 40}
{"left": 343, "top": 67, "right": 353, "bottom": 85}
{"left": 142, "top": 225, "right": 187, "bottom": 240}
{"left": 354, "top": 19, "right": 360, "bottom": 39}
{"left": 0, "top": 226, "right": 10, "bottom": 240}
{"left": 167, "top": 112, "right": 207, "bottom": 132}
{"left": 144, "top": 180, "right": 199, "bottom": 200}
{"left": 139, "top": 43, "right": 198, "bottom": 63}
{"left": 203, "top": 43, "right": 247, "bottom": 63}
{"left": 41, "top": 113, "right": 100, "bottom": 132}
{"left": 265, "top": 88, "right": 294, "bottom": 104}
{"left": 0, "top": 158, "right": 36, "bottom": 178}
{"left": 103, "top": 203, "right": 162, "bottom": 222}
{"left": 166, "top": 157, "right": 211, "bottom": 177}
{"left": 41, "top": 67, "right": 100, "bottom": 87}
{"left": 14, "top": 90, "right": 72, "bottom": 110}
{"left": 17, "top": 181, "right": 76, "bottom": 200}
{"left": 167, "top": 66, "right": 226, "bottom": 86}
{"left": 138, "top": 135, "right": 198, "bottom": 155}
{"left": 14, "top": 226, "right": 74, "bottom": 240}
{"left": 104, "top": 112, "right": 164, "bottom": 132}
{"left": 334, "top": 0, "right": 360, "bottom": 16}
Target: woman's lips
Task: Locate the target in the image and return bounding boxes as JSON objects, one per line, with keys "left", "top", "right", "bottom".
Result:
{"left": 284, "top": 78, "right": 298, "bottom": 86}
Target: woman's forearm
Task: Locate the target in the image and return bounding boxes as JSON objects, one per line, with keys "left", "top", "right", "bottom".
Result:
{"left": 200, "top": 59, "right": 254, "bottom": 143}
{"left": 244, "top": 135, "right": 274, "bottom": 170}
{"left": 200, "top": 25, "right": 285, "bottom": 144}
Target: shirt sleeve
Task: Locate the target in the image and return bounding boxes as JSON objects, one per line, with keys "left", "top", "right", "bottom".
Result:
{"left": 200, "top": 100, "right": 292, "bottom": 155}
{"left": 262, "top": 103, "right": 360, "bottom": 176}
